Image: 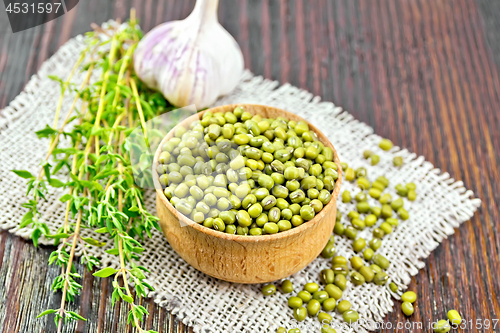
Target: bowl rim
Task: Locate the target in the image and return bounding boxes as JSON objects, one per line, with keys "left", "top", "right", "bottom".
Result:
{"left": 153, "top": 103, "right": 342, "bottom": 243}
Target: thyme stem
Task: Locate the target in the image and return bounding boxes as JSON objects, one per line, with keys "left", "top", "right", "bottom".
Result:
{"left": 20, "top": 17, "right": 161, "bottom": 332}
{"left": 52, "top": 49, "right": 88, "bottom": 129}
{"left": 130, "top": 78, "right": 149, "bottom": 145}
{"left": 94, "top": 35, "right": 119, "bottom": 158}
{"left": 57, "top": 210, "right": 83, "bottom": 333}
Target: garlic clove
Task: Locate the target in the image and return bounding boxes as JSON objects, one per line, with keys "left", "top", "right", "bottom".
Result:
{"left": 134, "top": 0, "right": 244, "bottom": 109}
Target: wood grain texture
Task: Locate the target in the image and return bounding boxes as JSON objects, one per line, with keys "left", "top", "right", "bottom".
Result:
{"left": 0, "top": 0, "right": 499, "bottom": 332}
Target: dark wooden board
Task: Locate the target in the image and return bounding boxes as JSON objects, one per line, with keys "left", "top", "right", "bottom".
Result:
{"left": 0, "top": 0, "right": 499, "bottom": 332}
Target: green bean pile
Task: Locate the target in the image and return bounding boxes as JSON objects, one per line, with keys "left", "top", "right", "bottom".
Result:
{"left": 157, "top": 106, "right": 338, "bottom": 235}
{"left": 265, "top": 150, "right": 424, "bottom": 332}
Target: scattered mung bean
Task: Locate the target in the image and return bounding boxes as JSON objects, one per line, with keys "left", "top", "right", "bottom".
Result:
{"left": 370, "top": 155, "right": 380, "bottom": 165}
{"left": 334, "top": 274, "right": 347, "bottom": 290}
{"left": 401, "top": 291, "right": 417, "bottom": 303}
{"left": 359, "top": 265, "right": 375, "bottom": 282}
{"left": 393, "top": 156, "right": 403, "bottom": 166}
{"left": 320, "top": 327, "right": 336, "bottom": 333}
{"left": 262, "top": 284, "right": 276, "bottom": 296}
{"left": 320, "top": 269, "right": 335, "bottom": 285}
{"left": 373, "top": 254, "right": 390, "bottom": 269}
{"left": 389, "top": 282, "right": 398, "bottom": 293}
{"left": 297, "top": 290, "right": 312, "bottom": 303}
{"left": 342, "top": 310, "right": 359, "bottom": 324}
{"left": 350, "top": 256, "right": 364, "bottom": 270}
{"left": 288, "top": 296, "right": 303, "bottom": 308}
{"left": 322, "top": 298, "right": 337, "bottom": 312}
{"left": 336, "top": 300, "right": 351, "bottom": 314}
{"left": 447, "top": 310, "right": 461, "bottom": 326}
{"left": 313, "top": 291, "right": 330, "bottom": 304}
{"left": 318, "top": 312, "right": 333, "bottom": 325}
{"left": 281, "top": 279, "right": 294, "bottom": 293}
{"left": 325, "top": 284, "right": 343, "bottom": 300}
{"left": 293, "top": 307, "right": 307, "bottom": 322}
{"left": 433, "top": 319, "right": 451, "bottom": 333}
{"left": 363, "top": 248, "right": 374, "bottom": 261}
{"left": 402, "top": 302, "right": 414, "bottom": 316}
{"left": 304, "top": 282, "right": 319, "bottom": 294}
{"left": 379, "top": 139, "right": 393, "bottom": 151}
{"left": 307, "top": 299, "right": 321, "bottom": 316}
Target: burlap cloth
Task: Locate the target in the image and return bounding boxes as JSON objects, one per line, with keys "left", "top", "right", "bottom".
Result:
{"left": 0, "top": 26, "right": 480, "bottom": 333}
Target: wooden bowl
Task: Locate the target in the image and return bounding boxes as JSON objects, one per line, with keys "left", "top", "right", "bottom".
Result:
{"left": 153, "top": 104, "right": 342, "bottom": 284}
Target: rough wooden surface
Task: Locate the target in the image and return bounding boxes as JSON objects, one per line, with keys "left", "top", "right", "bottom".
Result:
{"left": 0, "top": 0, "right": 499, "bottom": 332}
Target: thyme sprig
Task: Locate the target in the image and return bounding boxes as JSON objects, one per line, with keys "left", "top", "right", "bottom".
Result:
{"left": 17, "top": 14, "right": 169, "bottom": 332}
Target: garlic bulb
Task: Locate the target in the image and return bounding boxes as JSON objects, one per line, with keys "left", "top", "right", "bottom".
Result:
{"left": 133, "top": 0, "right": 244, "bottom": 109}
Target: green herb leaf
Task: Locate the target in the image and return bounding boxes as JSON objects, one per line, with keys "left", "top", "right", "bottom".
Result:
{"left": 67, "top": 311, "right": 87, "bottom": 321}
{"left": 19, "top": 211, "right": 34, "bottom": 228}
{"left": 35, "top": 125, "right": 58, "bottom": 138}
{"left": 137, "top": 266, "right": 150, "bottom": 273}
{"left": 42, "top": 161, "right": 52, "bottom": 182}
{"left": 53, "top": 147, "right": 79, "bottom": 154}
{"left": 37, "top": 309, "right": 58, "bottom": 318}
{"left": 49, "top": 178, "right": 65, "bottom": 188}
{"left": 81, "top": 237, "right": 106, "bottom": 247}
{"left": 39, "top": 223, "right": 50, "bottom": 235}
{"left": 52, "top": 160, "right": 69, "bottom": 174}
{"left": 92, "top": 181, "right": 103, "bottom": 191}
{"left": 130, "top": 268, "right": 145, "bottom": 280}
{"left": 121, "top": 294, "right": 135, "bottom": 304}
{"left": 46, "top": 232, "right": 70, "bottom": 239}
{"left": 105, "top": 248, "right": 119, "bottom": 255}
{"left": 12, "top": 169, "right": 34, "bottom": 179}
{"left": 93, "top": 267, "right": 118, "bottom": 278}
{"left": 47, "top": 75, "right": 63, "bottom": 83}
{"left": 32, "top": 228, "right": 42, "bottom": 247}
{"left": 142, "top": 281, "right": 155, "bottom": 292}
{"left": 131, "top": 247, "right": 145, "bottom": 254}
{"left": 59, "top": 194, "right": 72, "bottom": 202}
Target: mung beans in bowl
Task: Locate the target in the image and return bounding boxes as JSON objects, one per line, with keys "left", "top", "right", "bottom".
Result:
{"left": 153, "top": 104, "right": 342, "bottom": 283}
